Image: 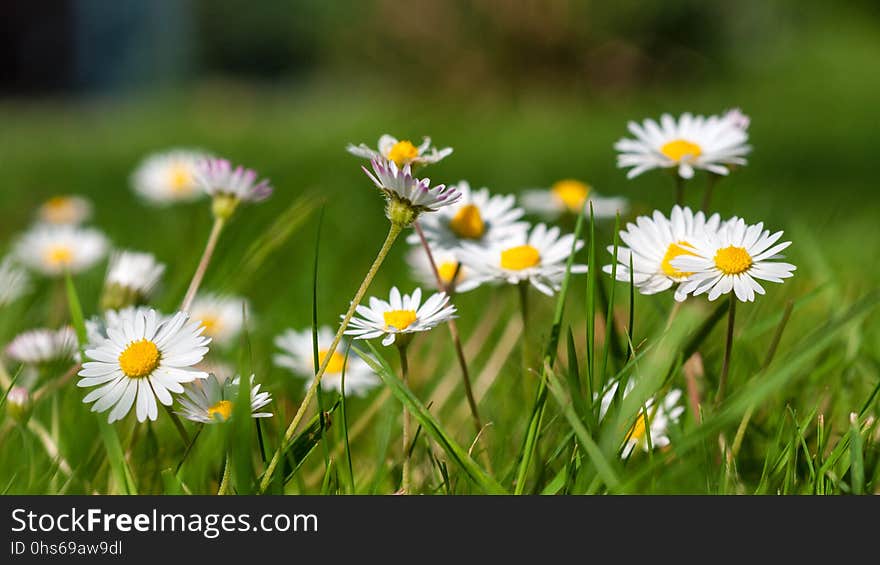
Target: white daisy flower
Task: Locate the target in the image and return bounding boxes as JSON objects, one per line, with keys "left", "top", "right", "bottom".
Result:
{"left": 457, "top": 223, "right": 587, "bottom": 296}
{"left": 602, "top": 205, "right": 722, "bottom": 301}
{"left": 101, "top": 250, "right": 166, "bottom": 309}
{"left": 189, "top": 293, "right": 248, "bottom": 347}
{"left": 37, "top": 195, "right": 92, "bottom": 225}
{"left": 363, "top": 158, "right": 461, "bottom": 225}
{"left": 615, "top": 111, "right": 751, "bottom": 179}
{"left": 0, "top": 257, "right": 30, "bottom": 307}
{"left": 14, "top": 225, "right": 108, "bottom": 277}
{"left": 176, "top": 373, "right": 272, "bottom": 423}
{"left": 131, "top": 149, "right": 210, "bottom": 205}
{"left": 5, "top": 327, "right": 78, "bottom": 365}
{"left": 520, "top": 179, "right": 629, "bottom": 220}
{"left": 599, "top": 380, "right": 685, "bottom": 458}
{"left": 193, "top": 158, "right": 273, "bottom": 203}
{"left": 345, "top": 287, "right": 457, "bottom": 347}
{"left": 77, "top": 308, "right": 210, "bottom": 423}
{"left": 671, "top": 217, "right": 796, "bottom": 303}
{"left": 274, "top": 327, "right": 380, "bottom": 396}
{"left": 406, "top": 180, "right": 528, "bottom": 250}
{"left": 347, "top": 134, "right": 453, "bottom": 168}
{"left": 405, "top": 247, "right": 479, "bottom": 293}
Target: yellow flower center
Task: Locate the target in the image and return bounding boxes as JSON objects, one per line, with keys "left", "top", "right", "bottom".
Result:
{"left": 660, "top": 241, "right": 697, "bottom": 280}
{"left": 320, "top": 349, "right": 347, "bottom": 374}
{"left": 628, "top": 412, "right": 649, "bottom": 442}
{"left": 500, "top": 245, "right": 541, "bottom": 271}
{"left": 168, "top": 164, "right": 193, "bottom": 194}
{"left": 448, "top": 204, "right": 485, "bottom": 239}
{"left": 714, "top": 246, "right": 752, "bottom": 275}
{"left": 207, "top": 400, "right": 233, "bottom": 421}
{"left": 42, "top": 196, "right": 77, "bottom": 223}
{"left": 198, "top": 315, "right": 221, "bottom": 337}
{"left": 45, "top": 245, "right": 74, "bottom": 267}
{"left": 438, "top": 261, "right": 461, "bottom": 285}
{"left": 660, "top": 139, "right": 703, "bottom": 163}
{"left": 118, "top": 339, "right": 161, "bottom": 378}
{"left": 551, "top": 179, "right": 590, "bottom": 212}
{"left": 384, "top": 309, "right": 418, "bottom": 330}
{"left": 387, "top": 140, "right": 420, "bottom": 167}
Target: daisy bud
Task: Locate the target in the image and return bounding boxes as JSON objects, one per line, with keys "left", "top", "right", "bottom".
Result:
{"left": 6, "top": 386, "right": 32, "bottom": 425}
{"left": 101, "top": 251, "right": 166, "bottom": 311}
{"left": 193, "top": 158, "right": 273, "bottom": 221}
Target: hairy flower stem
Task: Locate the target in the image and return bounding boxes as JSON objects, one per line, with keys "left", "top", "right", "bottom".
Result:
{"left": 181, "top": 217, "right": 226, "bottom": 312}
{"left": 518, "top": 281, "right": 532, "bottom": 399}
{"left": 217, "top": 454, "right": 231, "bottom": 495}
{"left": 398, "top": 343, "right": 412, "bottom": 493}
{"left": 675, "top": 175, "right": 685, "bottom": 206}
{"left": 716, "top": 294, "right": 737, "bottom": 406}
{"left": 259, "top": 222, "right": 402, "bottom": 493}
{"left": 701, "top": 173, "right": 720, "bottom": 213}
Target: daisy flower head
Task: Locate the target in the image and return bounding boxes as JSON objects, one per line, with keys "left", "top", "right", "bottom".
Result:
{"left": 407, "top": 180, "right": 528, "bottom": 250}
{"left": 274, "top": 327, "right": 380, "bottom": 396}
{"left": 345, "top": 287, "right": 457, "bottom": 347}
{"left": 77, "top": 308, "right": 211, "bottom": 423}
{"left": 14, "top": 224, "right": 108, "bottom": 277}
{"left": 615, "top": 111, "right": 751, "bottom": 179}
{"left": 520, "top": 179, "right": 629, "bottom": 220}
{"left": 131, "top": 149, "right": 210, "bottom": 205}
{"left": 363, "top": 158, "right": 460, "bottom": 227}
{"left": 37, "top": 195, "right": 92, "bottom": 225}
{"left": 603, "top": 205, "right": 722, "bottom": 301}
{"left": 193, "top": 158, "right": 273, "bottom": 220}
{"left": 101, "top": 250, "right": 166, "bottom": 311}
{"left": 671, "top": 217, "right": 796, "bottom": 303}
{"left": 457, "top": 223, "right": 587, "bottom": 296}
{"left": 189, "top": 293, "right": 249, "bottom": 348}
{"left": 5, "top": 327, "right": 78, "bottom": 366}
{"left": 0, "top": 257, "right": 30, "bottom": 307}
{"left": 347, "top": 134, "right": 453, "bottom": 169}
{"left": 176, "top": 373, "right": 272, "bottom": 424}
{"left": 405, "top": 247, "right": 479, "bottom": 293}
{"left": 599, "top": 380, "right": 685, "bottom": 458}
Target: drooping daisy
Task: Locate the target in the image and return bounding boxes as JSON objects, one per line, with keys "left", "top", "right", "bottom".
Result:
{"left": 347, "top": 134, "right": 453, "bottom": 168}
{"left": 37, "top": 195, "right": 92, "bottom": 225}
{"left": 101, "top": 250, "right": 166, "bottom": 310}
{"left": 520, "top": 179, "right": 629, "bottom": 220}
{"left": 405, "top": 247, "right": 479, "bottom": 293}
{"left": 407, "top": 180, "right": 528, "bottom": 251}
{"left": 14, "top": 225, "right": 108, "bottom": 277}
{"left": 176, "top": 373, "right": 272, "bottom": 423}
{"left": 363, "top": 158, "right": 461, "bottom": 226}
{"left": 599, "top": 380, "right": 685, "bottom": 458}
{"left": 457, "top": 223, "right": 587, "bottom": 296}
{"left": 131, "top": 149, "right": 210, "bottom": 205}
{"left": 188, "top": 293, "right": 249, "bottom": 347}
{"left": 193, "top": 158, "right": 273, "bottom": 219}
{"left": 671, "top": 217, "right": 796, "bottom": 302}
{"left": 5, "top": 327, "right": 78, "bottom": 365}
{"left": 615, "top": 111, "right": 751, "bottom": 179}
{"left": 603, "top": 206, "right": 722, "bottom": 301}
{"left": 274, "top": 327, "right": 380, "bottom": 396}
{"left": 77, "top": 308, "right": 210, "bottom": 423}
{"left": 0, "top": 257, "right": 30, "bottom": 307}
{"left": 346, "top": 287, "right": 457, "bottom": 347}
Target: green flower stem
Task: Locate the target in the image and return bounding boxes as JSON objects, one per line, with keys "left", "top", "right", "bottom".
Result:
{"left": 701, "top": 173, "right": 721, "bottom": 213}
{"left": 675, "top": 174, "right": 685, "bottom": 206}
{"left": 398, "top": 342, "right": 412, "bottom": 494}
{"left": 217, "top": 453, "right": 232, "bottom": 495}
{"left": 716, "top": 293, "right": 737, "bottom": 405}
{"left": 181, "top": 216, "right": 226, "bottom": 312}
{"left": 259, "top": 221, "right": 402, "bottom": 494}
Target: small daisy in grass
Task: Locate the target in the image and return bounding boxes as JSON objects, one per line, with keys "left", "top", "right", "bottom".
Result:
{"left": 603, "top": 205, "right": 722, "bottom": 301}
{"left": 347, "top": 134, "right": 452, "bottom": 168}
{"left": 520, "top": 179, "right": 629, "bottom": 220}
{"left": 189, "top": 293, "right": 248, "bottom": 348}
{"left": 101, "top": 250, "right": 166, "bottom": 311}
{"left": 615, "top": 111, "right": 751, "bottom": 179}
{"left": 193, "top": 158, "right": 273, "bottom": 220}
{"left": 457, "top": 223, "right": 587, "bottom": 296}
{"left": 408, "top": 180, "right": 528, "bottom": 251}
{"left": 363, "top": 158, "right": 461, "bottom": 227}
{"left": 131, "top": 149, "right": 210, "bottom": 205}
{"left": 672, "top": 217, "right": 796, "bottom": 303}
{"left": 0, "top": 257, "right": 30, "bottom": 307}
{"left": 345, "top": 287, "right": 456, "bottom": 347}
{"left": 5, "top": 327, "right": 78, "bottom": 366}
{"left": 37, "top": 195, "right": 92, "bottom": 225}
{"left": 14, "top": 224, "right": 108, "bottom": 277}
{"left": 273, "top": 327, "right": 380, "bottom": 396}
{"left": 77, "top": 308, "right": 210, "bottom": 423}
{"left": 599, "top": 381, "right": 685, "bottom": 458}
{"left": 406, "top": 247, "right": 478, "bottom": 293}
{"left": 176, "top": 373, "right": 272, "bottom": 423}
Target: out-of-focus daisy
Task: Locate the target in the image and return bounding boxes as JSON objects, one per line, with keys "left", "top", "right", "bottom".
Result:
{"left": 176, "top": 373, "right": 272, "bottom": 423}
{"left": 346, "top": 287, "right": 456, "bottom": 347}
{"left": 458, "top": 223, "right": 587, "bottom": 296}
{"left": 615, "top": 112, "right": 751, "bottom": 179}
{"left": 603, "top": 206, "right": 722, "bottom": 301}
{"left": 599, "top": 380, "right": 685, "bottom": 458}
{"left": 405, "top": 247, "right": 479, "bottom": 293}
{"left": 85, "top": 306, "right": 172, "bottom": 349}
{"left": 77, "top": 308, "right": 210, "bottom": 423}
{"left": 5, "top": 327, "right": 78, "bottom": 365}
{"left": 0, "top": 257, "right": 30, "bottom": 307}
{"left": 408, "top": 180, "right": 527, "bottom": 250}
{"left": 363, "top": 158, "right": 460, "bottom": 227}
{"left": 347, "top": 134, "right": 453, "bottom": 168}
{"left": 723, "top": 108, "right": 750, "bottom": 130}
{"left": 37, "top": 195, "right": 92, "bottom": 225}
{"left": 274, "top": 327, "right": 380, "bottom": 396}
{"left": 189, "top": 293, "right": 248, "bottom": 348}
{"left": 520, "top": 179, "right": 629, "bottom": 220}
{"left": 193, "top": 158, "right": 273, "bottom": 219}
{"left": 101, "top": 250, "right": 166, "bottom": 310}
{"left": 14, "top": 225, "right": 108, "bottom": 277}
{"left": 671, "top": 217, "right": 795, "bottom": 302}
{"left": 131, "top": 149, "right": 210, "bottom": 205}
